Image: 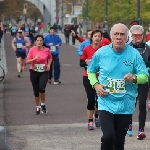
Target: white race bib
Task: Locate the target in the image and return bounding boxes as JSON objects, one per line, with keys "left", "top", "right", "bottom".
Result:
{"left": 50, "top": 46, "right": 56, "bottom": 52}
{"left": 34, "top": 64, "right": 45, "bottom": 72}
{"left": 106, "top": 78, "right": 126, "bottom": 93}
{"left": 16, "top": 43, "right": 23, "bottom": 48}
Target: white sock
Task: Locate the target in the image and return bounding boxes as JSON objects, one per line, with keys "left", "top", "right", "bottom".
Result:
{"left": 41, "top": 103, "right": 45, "bottom": 106}
{"left": 36, "top": 106, "right": 41, "bottom": 108}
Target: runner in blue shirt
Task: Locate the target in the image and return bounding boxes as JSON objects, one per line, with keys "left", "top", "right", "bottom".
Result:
{"left": 12, "top": 29, "right": 30, "bottom": 77}
{"left": 11, "top": 24, "right": 17, "bottom": 37}
{"left": 76, "top": 30, "right": 92, "bottom": 56}
{"left": 87, "top": 23, "right": 148, "bottom": 150}
{"left": 44, "top": 27, "right": 62, "bottom": 84}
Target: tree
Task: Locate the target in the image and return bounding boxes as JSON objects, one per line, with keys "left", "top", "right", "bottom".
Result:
{"left": 81, "top": 0, "right": 150, "bottom": 29}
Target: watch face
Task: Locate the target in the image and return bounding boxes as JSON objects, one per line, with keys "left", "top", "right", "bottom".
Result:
{"left": 132, "top": 75, "right": 136, "bottom": 81}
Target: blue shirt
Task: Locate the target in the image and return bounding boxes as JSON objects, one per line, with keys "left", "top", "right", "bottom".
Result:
{"left": 44, "top": 34, "right": 62, "bottom": 55}
{"left": 16, "top": 37, "right": 26, "bottom": 53}
{"left": 88, "top": 44, "right": 148, "bottom": 114}
{"left": 25, "top": 26, "right": 29, "bottom": 32}
{"left": 11, "top": 26, "right": 17, "bottom": 33}
{"left": 76, "top": 39, "right": 91, "bottom": 56}
{"left": 146, "top": 41, "right": 150, "bottom": 46}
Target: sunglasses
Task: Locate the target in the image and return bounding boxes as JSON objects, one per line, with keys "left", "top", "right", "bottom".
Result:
{"left": 132, "top": 34, "right": 143, "bottom": 38}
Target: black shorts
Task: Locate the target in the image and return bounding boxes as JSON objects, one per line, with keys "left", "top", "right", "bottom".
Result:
{"left": 16, "top": 51, "right": 26, "bottom": 59}
{"left": 11, "top": 32, "right": 16, "bottom": 36}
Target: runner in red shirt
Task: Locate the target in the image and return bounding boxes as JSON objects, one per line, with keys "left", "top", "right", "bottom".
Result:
{"left": 71, "top": 30, "right": 111, "bottom": 46}
{"left": 146, "top": 30, "right": 150, "bottom": 42}
{"left": 80, "top": 29, "right": 102, "bottom": 130}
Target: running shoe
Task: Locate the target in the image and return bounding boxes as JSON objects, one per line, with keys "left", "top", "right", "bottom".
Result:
{"left": 41, "top": 105, "right": 47, "bottom": 113}
{"left": 95, "top": 118, "right": 100, "bottom": 128}
{"left": 36, "top": 107, "right": 40, "bottom": 115}
{"left": 17, "top": 72, "right": 21, "bottom": 78}
{"left": 137, "top": 131, "right": 146, "bottom": 140}
{"left": 54, "top": 80, "right": 61, "bottom": 84}
{"left": 147, "top": 102, "right": 150, "bottom": 111}
{"left": 127, "top": 130, "right": 132, "bottom": 136}
{"left": 127, "top": 124, "right": 132, "bottom": 136}
{"left": 88, "top": 122, "right": 94, "bottom": 130}
{"left": 48, "top": 80, "right": 52, "bottom": 84}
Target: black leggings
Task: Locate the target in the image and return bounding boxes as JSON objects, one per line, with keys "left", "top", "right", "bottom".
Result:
{"left": 65, "top": 35, "right": 69, "bottom": 44}
{"left": 83, "top": 76, "right": 98, "bottom": 110}
{"left": 99, "top": 110, "right": 131, "bottom": 150}
{"left": 30, "top": 69, "right": 48, "bottom": 97}
{"left": 129, "top": 83, "right": 148, "bottom": 129}
{"left": 137, "top": 83, "right": 149, "bottom": 129}
{"left": 132, "top": 83, "right": 149, "bottom": 129}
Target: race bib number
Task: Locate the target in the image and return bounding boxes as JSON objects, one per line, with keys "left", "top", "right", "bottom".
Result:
{"left": 34, "top": 64, "right": 45, "bottom": 72}
{"left": 106, "top": 78, "right": 126, "bottom": 93}
{"left": 50, "top": 46, "right": 56, "bottom": 52}
{"left": 16, "top": 43, "right": 23, "bottom": 48}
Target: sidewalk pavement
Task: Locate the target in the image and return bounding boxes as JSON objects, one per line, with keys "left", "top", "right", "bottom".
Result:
{"left": 7, "top": 122, "right": 150, "bottom": 150}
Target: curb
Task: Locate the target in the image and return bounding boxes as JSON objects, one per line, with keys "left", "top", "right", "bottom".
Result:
{"left": 0, "top": 36, "right": 8, "bottom": 150}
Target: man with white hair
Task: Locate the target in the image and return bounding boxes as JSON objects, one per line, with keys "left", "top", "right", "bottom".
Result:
{"left": 87, "top": 23, "right": 148, "bottom": 150}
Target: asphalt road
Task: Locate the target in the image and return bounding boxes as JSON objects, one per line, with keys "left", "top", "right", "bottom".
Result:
{"left": 2, "top": 33, "right": 150, "bottom": 150}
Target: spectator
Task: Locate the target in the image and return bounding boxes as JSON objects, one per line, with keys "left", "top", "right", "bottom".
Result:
{"left": 64, "top": 25, "right": 71, "bottom": 45}
{"left": 0, "top": 27, "right": 3, "bottom": 46}
{"left": 39, "top": 22, "right": 44, "bottom": 34}
{"left": 71, "top": 24, "right": 78, "bottom": 45}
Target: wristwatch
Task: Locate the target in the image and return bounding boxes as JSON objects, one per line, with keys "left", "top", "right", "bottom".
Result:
{"left": 132, "top": 75, "right": 137, "bottom": 83}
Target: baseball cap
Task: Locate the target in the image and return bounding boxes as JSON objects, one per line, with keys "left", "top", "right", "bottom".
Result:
{"left": 130, "top": 20, "right": 139, "bottom": 25}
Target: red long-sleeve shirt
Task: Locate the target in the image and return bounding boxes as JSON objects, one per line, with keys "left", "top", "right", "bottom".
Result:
{"left": 81, "top": 38, "right": 111, "bottom": 76}
{"left": 76, "top": 35, "right": 111, "bottom": 46}
{"left": 76, "top": 36, "right": 85, "bottom": 43}
{"left": 146, "top": 34, "right": 150, "bottom": 42}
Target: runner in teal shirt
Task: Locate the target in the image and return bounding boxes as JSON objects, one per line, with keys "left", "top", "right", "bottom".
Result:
{"left": 88, "top": 43, "right": 148, "bottom": 114}
{"left": 87, "top": 23, "right": 148, "bottom": 150}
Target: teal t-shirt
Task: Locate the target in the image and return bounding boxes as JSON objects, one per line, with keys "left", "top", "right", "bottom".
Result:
{"left": 88, "top": 44, "right": 148, "bottom": 114}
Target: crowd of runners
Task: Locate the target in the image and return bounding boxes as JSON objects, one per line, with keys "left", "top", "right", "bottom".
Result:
{"left": 7, "top": 20, "right": 150, "bottom": 150}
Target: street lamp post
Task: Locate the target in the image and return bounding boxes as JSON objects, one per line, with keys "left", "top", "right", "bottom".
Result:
{"left": 72, "top": 0, "right": 75, "bottom": 16}
{"left": 104, "top": 0, "right": 108, "bottom": 30}
{"left": 137, "top": 0, "right": 140, "bottom": 24}
{"left": 86, "top": 0, "right": 88, "bottom": 31}
{"left": 61, "top": 0, "right": 64, "bottom": 27}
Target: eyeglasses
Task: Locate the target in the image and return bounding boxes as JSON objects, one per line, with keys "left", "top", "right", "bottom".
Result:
{"left": 113, "top": 32, "right": 125, "bottom": 37}
{"left": 132, "top": 34, "right": 143, "bottom": 38}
